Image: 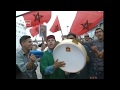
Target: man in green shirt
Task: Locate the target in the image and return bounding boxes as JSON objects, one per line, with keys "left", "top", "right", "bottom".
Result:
{"left": 40, "top": 35, "right": 66, "bottom": 79}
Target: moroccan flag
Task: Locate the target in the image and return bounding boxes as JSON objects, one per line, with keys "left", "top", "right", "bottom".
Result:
{"left": 23, "top": 11, "right": 51, "bottom": 28}
{"left": 30, "top": 25, "right": 39, "bottom": 37}
{"left": 50, "top": 16, "right": 61, "bottom": 33}
{"left": 70, "top": 11, "right": 103, "bottom": 35}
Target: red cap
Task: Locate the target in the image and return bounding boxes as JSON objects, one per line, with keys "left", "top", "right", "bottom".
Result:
{"left": 47, "top": 35, "right": 55, "bottom": 40}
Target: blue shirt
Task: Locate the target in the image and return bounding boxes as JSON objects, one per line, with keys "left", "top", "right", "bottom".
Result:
{"left": 16, "top": 49, "right": 38, "bottom": 79}
{"left": 89, "top": 40, "right": 104, "bottom": 72}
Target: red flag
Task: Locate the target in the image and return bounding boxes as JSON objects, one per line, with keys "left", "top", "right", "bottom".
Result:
{"left": 50, "top": 16, "right": 61, "bottom": 33}
{"left": 70, "top": 11, "right": 103, "bottom": 35}
{"left": 30, "top": 25, "right": 39, "bottom": 37}
{"left": 23, "top": 11, "right": 51, "bottom": 28}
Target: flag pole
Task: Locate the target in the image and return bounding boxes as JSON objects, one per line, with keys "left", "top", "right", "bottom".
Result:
{"left": 67, "top": 26, "right": 69, "bottom": 34}
{"left": 35, "top": 34, "right": 37, "bottom": 40}
{"left": 16, "top": 11, "right": 31, "bottom": 18}
{"left": 41, "top": 37, "right": 45, "bottom": 51}
{"left": 35, "top": 35, "right": 38, "bottom": 44}
{"left": 60, "top": 29, "right": 63, "bottom": 37}
{"left": 60, "top": 29, "right": 64, "bottom": 38}
{"left": 42, "top": 37, "right": 44, "bottom": 44}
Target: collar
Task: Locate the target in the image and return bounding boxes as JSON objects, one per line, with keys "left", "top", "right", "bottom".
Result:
{"left": 98, "top": 39, "right": 103, "bottom": 43}
{"left": 20, "top": 49, "right": 30, "bottom": 56}
{"left": 47, "top": 48, "right": 53, "bottom": 53}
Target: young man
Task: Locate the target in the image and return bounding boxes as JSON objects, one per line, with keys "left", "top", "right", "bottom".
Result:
{"left": 65, "top": 33, "right": 94, "bottom": 79}
{"left": 40, "top": 35, "right": 66, "bottom": 79}
{"left": 16, "top": 35, "right": 38, "bottom": 79}
{"left": 89, "top": 28, "right": 104, "bottom": 79}
{"left": 82, "top": 33, "right": 92, "bottom": 45}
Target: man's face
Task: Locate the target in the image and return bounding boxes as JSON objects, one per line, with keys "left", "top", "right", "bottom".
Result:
{"left": 95, "top": 29, "right": 104, "bottom": 40}
{"left": 67, "top": 35, "right": 75, "bottom": 39}
{"left": 22, "top": 38, "right": 33, "bottom": 50}
{"left": 84, "top": 35, "right": 89, "bottom": 41}
{"left": 47, "top": 38, "right": 56, "bottom": 49}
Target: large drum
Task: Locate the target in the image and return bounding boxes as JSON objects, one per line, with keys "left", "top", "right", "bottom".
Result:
{"left": 53, "top": 39, "right": 87, "bottom": 73}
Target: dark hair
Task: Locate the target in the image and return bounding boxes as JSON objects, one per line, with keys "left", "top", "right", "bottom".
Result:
{"left": 62, "top": 35, "right": 67, "bottom": 38}
{"left": 47, "top": 35, "right": 55, "bottom": 40}
{"left": 19, "top": 35, "right": 31, "bottom": 45}
{"left": 38, "top": 43, "right": 42, "bottom": 47}
{"left": 95, "top": 28, "right": 104, "bottom": 34}
{"left": 67, "top": 33, "right": 76, "bottom": 39}
{"left": 38, "top": 43, "right": 47, "bottom": 47}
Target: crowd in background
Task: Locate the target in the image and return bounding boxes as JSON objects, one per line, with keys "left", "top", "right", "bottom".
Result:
{"left": 16, "top": 27, "right": 104, "bottom": 79}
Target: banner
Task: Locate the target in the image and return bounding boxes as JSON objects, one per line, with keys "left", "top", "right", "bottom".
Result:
{"left": 39, "top": 25, "right": 47, "bottom": 41}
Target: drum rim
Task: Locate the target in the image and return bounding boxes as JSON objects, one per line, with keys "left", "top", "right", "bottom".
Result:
{"left": 54, "top": 40, "right": 87, "bottom": 57}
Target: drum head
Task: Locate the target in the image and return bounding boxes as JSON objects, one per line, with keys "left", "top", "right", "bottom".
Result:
{"left": 53, "top": 40, "right": 86, "bottom": 73}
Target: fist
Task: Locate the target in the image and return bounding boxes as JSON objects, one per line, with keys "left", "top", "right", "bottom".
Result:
{"left": 30, "top": 54, "right": 36, "bottom": 62}
{"left": 91, "top": 46, "right": 97, "bottom": 51}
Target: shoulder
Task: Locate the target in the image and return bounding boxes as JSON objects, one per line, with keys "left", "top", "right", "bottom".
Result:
{"left": 41, "top": 51, "right": 48, "bottom": 59}
{"left": 40, "top": 51, "right": 50, "bottom": 64}
{"left": 44, "top": 50, "right": 49, "bottom": 54}
{"left": 43, "top": 47, "right": 48, "bottom": 52}
{"left": 16, "top": 50, "right": 24, "bottom": 58}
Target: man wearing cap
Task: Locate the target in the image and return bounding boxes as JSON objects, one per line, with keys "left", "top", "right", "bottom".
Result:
{"left": 40, "top": 35, "right": 66, "bottom": 79}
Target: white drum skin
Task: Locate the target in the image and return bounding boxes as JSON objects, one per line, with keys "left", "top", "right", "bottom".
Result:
{"left": 53, "top": 39, "right": 87, "bottom": 73}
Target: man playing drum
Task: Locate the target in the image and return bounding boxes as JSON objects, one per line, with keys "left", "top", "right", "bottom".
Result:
{"left": 40, "top": 35, "right": 66, "bottom": 79}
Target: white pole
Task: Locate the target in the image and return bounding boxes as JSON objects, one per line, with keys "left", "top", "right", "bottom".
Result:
{"left": 67, "top": 26, "right": 69, "bottom": 34}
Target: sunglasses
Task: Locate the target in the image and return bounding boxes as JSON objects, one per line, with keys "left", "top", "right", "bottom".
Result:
{"left": 85, "top": 36, "right": 89, "bottom": 37}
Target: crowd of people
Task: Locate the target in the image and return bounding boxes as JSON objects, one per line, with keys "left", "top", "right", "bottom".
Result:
{"left": 16, "top": 27, "right": 104, "bottom": 79}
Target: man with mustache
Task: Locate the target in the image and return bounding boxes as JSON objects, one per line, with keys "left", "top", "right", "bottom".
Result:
{"left": 40, "top": 35, "right": 66, "bottom": 79}
{"left": 89, "top": 28, "right": 104, "bottom": 79}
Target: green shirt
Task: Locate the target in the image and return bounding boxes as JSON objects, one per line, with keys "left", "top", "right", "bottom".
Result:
{"left": 40, "top": 50, "right": 66, "bottom": 79}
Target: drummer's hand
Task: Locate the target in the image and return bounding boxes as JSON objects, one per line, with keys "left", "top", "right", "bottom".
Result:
{"left": 76, "top": 71, "right": 80, "bottom": 74}
{"left": 65, "top": 71, "right": 70, "bottom": 76}
{"left": 54, "top": 59, "right": 66, "bottom": 69}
